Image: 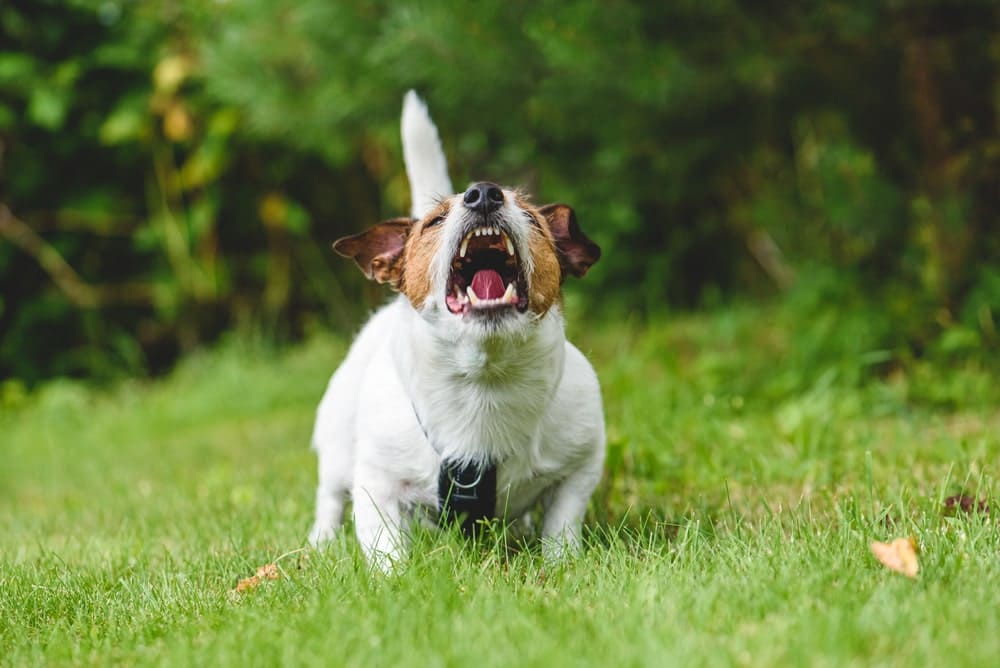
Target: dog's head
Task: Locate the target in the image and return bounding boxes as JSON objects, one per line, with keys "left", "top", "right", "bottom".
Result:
{"left": 334, "top": 182, "right": 600, "bottom": 336}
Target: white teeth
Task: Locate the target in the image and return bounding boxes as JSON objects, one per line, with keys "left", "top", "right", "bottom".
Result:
{"left": 461, "top": 282, "right": 517, "bottom": 310}
{"left": 461, "top": 227, "right": 514, "bottom": 258}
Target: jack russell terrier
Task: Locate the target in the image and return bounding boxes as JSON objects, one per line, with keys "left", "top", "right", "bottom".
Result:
{"left": 308, "top": 91, "right": 605, "bottom": 570}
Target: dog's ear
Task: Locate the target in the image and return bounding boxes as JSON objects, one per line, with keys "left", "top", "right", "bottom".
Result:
{"left": 333, "top": 218, "right": 413, "bottom": 286}
{"left": 538, "top": 204, "right": 601, "bottom": 279}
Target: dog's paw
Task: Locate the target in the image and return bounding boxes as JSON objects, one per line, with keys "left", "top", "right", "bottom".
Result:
{"left": 367, "top": 550, "right": 403, "bottom": 576}
{"left": 541, "top": 534, "right": 582, "bottom": 563}
{"left": 308, "top": 523, "right": 338, "bottom": 547}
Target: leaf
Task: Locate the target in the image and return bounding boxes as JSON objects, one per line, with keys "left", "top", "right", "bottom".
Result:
{"left": 259, "top": 192, "right": 288, "bottom": 230}
{"left": 99, "top": 97, "right": 148, "bottom": 145}
{"left": 163, "top": 101, "right": 194, "bottom": 142}
{"left": 154, "top": 54, "right": 194, "bottom": 93}
{"left": 0, "top": 53, "right": 36, "bottom": 86}
{"left": 232, "top": 562, "right": 280, "bottom": 594}
{"left": 28, "top": 86, "right": 70, "bottom": 130}
{"left": 870, "top": 537, "right": 919, "bottom": 579}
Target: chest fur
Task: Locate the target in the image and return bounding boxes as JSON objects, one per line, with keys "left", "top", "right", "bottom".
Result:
{"left": 399, "top": 316, "right": 566, "bottom": 466}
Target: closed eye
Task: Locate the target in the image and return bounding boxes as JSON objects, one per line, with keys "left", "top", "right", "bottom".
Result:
{"left": 523, "top": 209, "right": 542, "bottom": 229}
{"left": 424, "top": 215, "right": 445, "bottom": 229}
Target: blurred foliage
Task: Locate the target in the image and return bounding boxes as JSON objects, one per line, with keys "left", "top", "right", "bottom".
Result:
{"left": 1, "top": 0, "right": 999, "bottom": 383}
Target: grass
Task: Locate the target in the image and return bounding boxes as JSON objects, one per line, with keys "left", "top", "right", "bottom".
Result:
{"left": 2, "top": 303, "right": 999, "bottom": 666}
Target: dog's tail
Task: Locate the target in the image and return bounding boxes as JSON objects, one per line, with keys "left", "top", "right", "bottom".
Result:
{"left": 402, "top": 90, "right": 453, "bottom": 219}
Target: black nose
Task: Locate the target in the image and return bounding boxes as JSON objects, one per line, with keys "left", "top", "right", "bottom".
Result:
{"left": 462, "top": 182, "right": 504, "bottom": 215}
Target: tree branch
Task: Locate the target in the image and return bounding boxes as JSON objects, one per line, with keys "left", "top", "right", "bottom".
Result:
{"left": 0, "top": 203, "right": 154, "bottom": 308}
{"left": 747, "top": 229, "right": 796, "bottom": 291}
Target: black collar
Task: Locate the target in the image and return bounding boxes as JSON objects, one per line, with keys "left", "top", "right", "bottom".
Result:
{"left": 411, "top": 401, "right": 498, "bottom": 536}
{"left": 438, "top": 459, "right": 497, "bottom": 537}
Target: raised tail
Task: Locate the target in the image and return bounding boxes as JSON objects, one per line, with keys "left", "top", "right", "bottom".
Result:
{"left": 401, "top": 90, "right": 453, "bottom": 219}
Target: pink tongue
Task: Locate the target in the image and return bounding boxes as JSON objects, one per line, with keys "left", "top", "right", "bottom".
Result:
{"left": 470, "top": 269, "right": 505, "bottom": 300}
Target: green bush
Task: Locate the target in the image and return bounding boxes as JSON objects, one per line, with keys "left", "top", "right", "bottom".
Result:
{"left": 2, "top": 0, "right": 998, "bottom": 382}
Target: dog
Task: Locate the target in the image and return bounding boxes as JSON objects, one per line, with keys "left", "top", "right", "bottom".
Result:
{"left": 308, "top": 91, "right": 605, "bottom": 571}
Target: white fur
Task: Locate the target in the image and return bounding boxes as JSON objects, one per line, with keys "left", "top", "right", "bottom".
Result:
{"left": 309, "top": 92, "right": 605, "bottom": 571}
{"left": 402, "top": 90, "right": 454, "bottom": 219}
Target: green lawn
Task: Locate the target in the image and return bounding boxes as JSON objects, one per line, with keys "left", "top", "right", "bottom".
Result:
{"left": 2, "top": 305, "right": 998, "bottom": 666}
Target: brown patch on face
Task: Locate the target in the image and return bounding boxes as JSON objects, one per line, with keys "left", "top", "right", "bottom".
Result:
{"left": 399, "top": 200, "right": 451, "bottom": 308}
{"left": 522, "top": 207, "right": 563, "bottom": 316}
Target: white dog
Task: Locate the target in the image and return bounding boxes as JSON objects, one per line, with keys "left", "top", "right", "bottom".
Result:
{"left": 308, "top": 91, "right": 605, "bottom": 570}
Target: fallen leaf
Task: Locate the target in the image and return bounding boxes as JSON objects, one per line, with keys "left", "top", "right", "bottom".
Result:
{"left": 233, "top": 562, "right": 280, "bottom": 594}
{"left": 943, "top": 494, "right": 989, "bottom": 516}
{"left": 870, "top": 537, "right": 919, "bottom": 578}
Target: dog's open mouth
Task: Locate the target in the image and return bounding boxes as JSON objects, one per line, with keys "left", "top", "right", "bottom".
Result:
{"left": 446, "top": 224, "right": 528, "bottom": 315}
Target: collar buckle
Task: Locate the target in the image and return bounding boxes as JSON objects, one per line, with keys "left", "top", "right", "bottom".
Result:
{"left": 438, "top": 459, "right": 497, "bottom": 537}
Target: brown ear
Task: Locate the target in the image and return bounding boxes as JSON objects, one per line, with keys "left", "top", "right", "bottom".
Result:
{"left": 538, "top": 204, "right": 601, "bottom": 278}
{"left": 332, "top": 218, "right": 413, "bottom": 286}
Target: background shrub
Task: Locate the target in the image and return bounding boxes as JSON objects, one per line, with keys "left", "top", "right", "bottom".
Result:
{"left": 1, "top": 0, "right": 998, "bottom": 382}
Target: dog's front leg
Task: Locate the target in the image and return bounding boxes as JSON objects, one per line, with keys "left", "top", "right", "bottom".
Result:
{"left": 352, "top": 476, "right": 408, "bottom": 573}
{"left": 540, "top": 464, "right": 602, "bottom": 561}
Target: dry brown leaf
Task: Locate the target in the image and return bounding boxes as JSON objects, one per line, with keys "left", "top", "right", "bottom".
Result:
{"left": 233, "top": 562, "right": 280, "bottom": 594}
{"left": 870, "top": 537, "right": 919, "bottom": 578}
